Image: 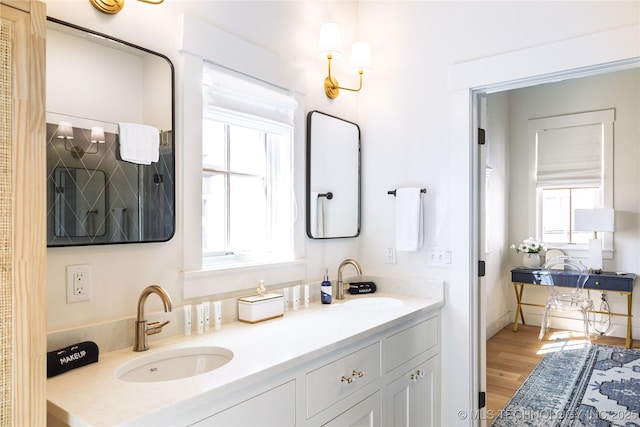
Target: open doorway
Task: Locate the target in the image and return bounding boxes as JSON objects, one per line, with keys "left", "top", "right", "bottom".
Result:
{"left": 476, "top": 64, "right": 640, "bottom": 421}
{"left": 444, "top": 23, "right": 638, "bottom": 426}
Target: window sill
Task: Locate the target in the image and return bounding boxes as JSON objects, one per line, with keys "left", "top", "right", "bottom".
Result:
{"left": 201, "top": 254, "right": 294, "bottom": 270}
{"left": 182, "top": 259, "right": 306, "bottom": 299}
{"left": 545, "top": 244, "right": 614, "bottom": 260}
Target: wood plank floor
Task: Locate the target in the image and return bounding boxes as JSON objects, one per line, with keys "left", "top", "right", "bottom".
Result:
{"left": 486, "top": 324, "right": 639, "bottom": 420}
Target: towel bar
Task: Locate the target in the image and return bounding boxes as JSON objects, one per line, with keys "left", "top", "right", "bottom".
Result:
{"left": 387, "top": 188, "right": 426, "bottom": 196}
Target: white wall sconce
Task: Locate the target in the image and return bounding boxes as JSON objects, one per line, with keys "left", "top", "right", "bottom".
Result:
{"left": 89, "top": 0, "right": 163, "bottom": 15}
{"left": 574, "top": 208, "right": 615, "bottom": 272}
{"left": 57, "top": 122, "right": 105, "bottom": 159}
{"left": 318, "top": 23, "right": 372, "bottom": 99}
{"left": 56, "top": 121, "right": 74, "bottom": 141}
{"left": 90, "top": 126, "right": 106, "bottom": 144}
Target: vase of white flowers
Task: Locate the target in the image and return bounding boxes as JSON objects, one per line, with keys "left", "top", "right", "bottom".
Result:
{"left": 521, "top": 253, "right": 541, "bottom": 268}
{"left": 510, "top": 237, "right": 547, "bottom": 268}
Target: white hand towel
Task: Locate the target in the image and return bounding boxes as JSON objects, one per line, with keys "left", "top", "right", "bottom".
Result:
{"left": 395, "top": 188, "right": 423, "bottom": 251}
{"left": 118, "top": 122, "right": 160, "bottom": 165}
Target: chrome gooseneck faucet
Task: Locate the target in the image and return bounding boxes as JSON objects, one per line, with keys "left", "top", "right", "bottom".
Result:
{"left": 336, "top": 259, "right": 363, "bottom": 300}
{"left": 133, "top": 285, "right": 173, "bottom": 352}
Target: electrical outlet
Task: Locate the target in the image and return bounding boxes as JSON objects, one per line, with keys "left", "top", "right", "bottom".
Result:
{"left": 385, "top": 247, "right": 397, "bottom": 264}
{"left": 67, "top": 264, "right": 91, "bottom": 303}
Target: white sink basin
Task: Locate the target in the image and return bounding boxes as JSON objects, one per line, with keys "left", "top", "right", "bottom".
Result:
{"left": 115, "top": 346, "right": 233, "bottom": 383}
{"left": 343, "top": 297, "right": 403, "bottom": 310}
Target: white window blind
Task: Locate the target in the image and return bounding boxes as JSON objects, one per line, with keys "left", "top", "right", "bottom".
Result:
{"left": 203, "top": 62, "right": 298, "bottom": 125}
{"left": 529, "top": 109, "right": 615, "bottom": 252}
{"left": 536, "top": 123, "right": 603, "bottom": 187}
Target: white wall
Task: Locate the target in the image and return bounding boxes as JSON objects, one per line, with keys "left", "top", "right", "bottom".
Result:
{"left": 46, "top": 29, "right": 144, "bottom": 123}
{"left": 43, "top": 1, "right": 639, "bottom": 426}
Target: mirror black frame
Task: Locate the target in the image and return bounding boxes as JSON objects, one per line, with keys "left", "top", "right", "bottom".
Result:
{"left": 306, "top": 110, "right": 361, "bottom": 239}
{"left": 46, "top": 17, "right": 176, "bottom": 247}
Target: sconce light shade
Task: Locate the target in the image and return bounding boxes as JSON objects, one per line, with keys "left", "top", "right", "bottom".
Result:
{"left": 318, "top": 23, "right": 343, "bottom": 59}
{"left": 91, "top": 126, "right": 106, "bottom": 144}
{"left": 574, "top": 208, "right": 615, "bottom": 234}
{"left": 57, "top": 121, "right": 74, "bottom": 140}
{"left": 350, "top": 42, "right": 372, "bottom": 73}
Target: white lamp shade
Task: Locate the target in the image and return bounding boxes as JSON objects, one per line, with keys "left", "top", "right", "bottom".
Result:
{"left": 574, "top": 208, "right": 615, "bottom": 232}
{"left": 350, "top": 42, "right": 372, "bottom": 73}
{"left": 318, "top": 22, "right": 343, "bottom": 59}
{"left": 90, "top": 126, "right": 105, "bottom": 144}
{"left": 57, "top": 121, "right": 74, "bottom": 139}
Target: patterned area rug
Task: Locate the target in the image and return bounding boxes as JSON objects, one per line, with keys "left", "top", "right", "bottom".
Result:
{"left": 491, "top": 344, "right": 640, "bottom": 426}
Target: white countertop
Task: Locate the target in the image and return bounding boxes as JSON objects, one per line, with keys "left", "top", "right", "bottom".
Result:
{"left": 47, "top": 291, "right": 443, "bottom": 426}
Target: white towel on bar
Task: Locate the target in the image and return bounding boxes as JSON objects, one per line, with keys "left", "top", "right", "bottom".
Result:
{"left": 395, "top": 188, "right": 423, "bottom": 251}
{"left": 118, "top": 122, "right": 160, "bottom": 165}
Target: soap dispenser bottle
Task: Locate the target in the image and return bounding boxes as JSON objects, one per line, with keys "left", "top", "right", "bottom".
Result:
{"left": 321, "top": 268, "right": 332, "bottom": 304}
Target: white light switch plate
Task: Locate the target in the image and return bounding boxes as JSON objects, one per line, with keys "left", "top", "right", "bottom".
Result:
{"left": 426, "top": 247, "right": 452, "bottom": 267}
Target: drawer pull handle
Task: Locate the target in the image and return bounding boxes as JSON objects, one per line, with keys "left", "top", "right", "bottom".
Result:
{"left": 352, "top": 370, "right": 365, "bottom": 378}
{"left": 341, "top": 375, "right": 353, "bottom": 384}
{"left": 410, "top": 370, "right": 425, "bottom": 381}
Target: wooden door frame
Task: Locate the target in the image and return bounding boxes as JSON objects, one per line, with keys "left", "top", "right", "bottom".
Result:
{"left": 1, "top": 1, "right": 47, "bottom": 425}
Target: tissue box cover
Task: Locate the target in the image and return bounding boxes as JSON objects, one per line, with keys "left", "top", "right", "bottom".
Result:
{"left": 238, "top": 293, "right": 284, "bottom": 323}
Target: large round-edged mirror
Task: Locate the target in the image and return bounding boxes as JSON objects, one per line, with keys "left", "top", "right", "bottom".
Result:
{"left": 306, "top": 111, "right": 360, "bottom": 239}
{"left": 45, "top": 18, "right": 175, "bottom": 247}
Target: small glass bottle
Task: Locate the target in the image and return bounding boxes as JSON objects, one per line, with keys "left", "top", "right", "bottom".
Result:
{"left": 321, "top": 268, "right": 332, "bottom": 304}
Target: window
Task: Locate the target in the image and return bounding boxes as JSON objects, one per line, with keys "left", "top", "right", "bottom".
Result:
{"left": 530, "top": 109, "right": 614, "bottom": 249}
{"left": 540, "top": 187, "right": 599, "bottom": 244}
{"left": 202, "top": 63, "right": 296, "bottom": 266}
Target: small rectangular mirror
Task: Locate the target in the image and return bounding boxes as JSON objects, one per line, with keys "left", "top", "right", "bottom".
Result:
{"left": 306, "top": 111, "right": 361, "bottom": 239}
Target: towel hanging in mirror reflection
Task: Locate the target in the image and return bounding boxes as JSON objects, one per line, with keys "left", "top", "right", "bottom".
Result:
{"left": 310, "top": 192, "right": 325, "bottom": 237}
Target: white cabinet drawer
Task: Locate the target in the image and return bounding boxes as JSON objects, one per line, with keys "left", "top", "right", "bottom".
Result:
{"left": 191, "top": 380, "right": 296, "bottom": 426}
{"left": 306, "top": 341, "right": 381, "bottom": 419}
{"left": 322, "top": 391, "right": 381, "bottom": 427}
{"left": 385, "top": 316, "right": 438, "bottom": 373}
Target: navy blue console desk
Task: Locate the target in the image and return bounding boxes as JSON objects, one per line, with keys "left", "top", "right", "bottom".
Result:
{"left": 511, "top": 268, "right": 636, "bottom": 348}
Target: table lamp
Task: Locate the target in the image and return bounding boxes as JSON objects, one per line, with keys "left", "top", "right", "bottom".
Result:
{"left": 574, "top": 208, "right": 614, "bottom": 272}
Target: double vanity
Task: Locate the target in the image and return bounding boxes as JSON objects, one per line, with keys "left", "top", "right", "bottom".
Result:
{"left": 47, "top": 285, "right": 443, "bottom": 427}
{"left": 44, "top": 16, "right": 443, "bottom": 427}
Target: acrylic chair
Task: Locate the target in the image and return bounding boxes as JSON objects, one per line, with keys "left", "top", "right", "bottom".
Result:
{"left": 537, "top": 256, "right": 593, "bottom": 343}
